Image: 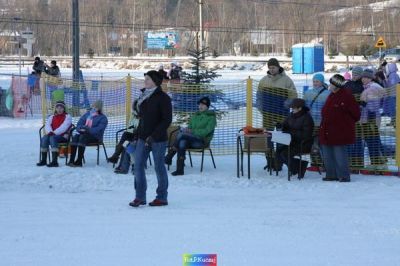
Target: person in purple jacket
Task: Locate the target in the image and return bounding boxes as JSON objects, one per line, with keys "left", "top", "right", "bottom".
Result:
{"left": 359, "top": 69, "right": 387, "bottom": 171}
{"left": 383, "top": 62, "right": 399, "bottom": 126}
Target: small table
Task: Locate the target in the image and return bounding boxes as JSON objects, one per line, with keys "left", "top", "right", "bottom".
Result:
{"left": 236, "top": 132, "right": 271, "bottom": 179}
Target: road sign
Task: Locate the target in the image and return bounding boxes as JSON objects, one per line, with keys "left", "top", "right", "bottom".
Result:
{"left": 375, "top": 36, "right": 387, "bottom": 48}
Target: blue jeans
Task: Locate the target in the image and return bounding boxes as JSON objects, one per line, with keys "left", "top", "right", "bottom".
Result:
{"left": 174, "top": 132, "right": 205, "bottom": 158}
{"left": 40, "top": 135, "right": 67, "bottom": 152}
{"left": 118, "top": 143, "right": 136, "bottom": 173}
{"left": 134, "top": 139, "right": 168, "bottom": 202}
{"left": 321, "top": 145, "right": 350, "bottom": 179}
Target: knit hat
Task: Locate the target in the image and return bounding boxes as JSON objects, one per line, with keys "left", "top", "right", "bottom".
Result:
{"left": 35, "top": 56, "right": 40, "bottom": 61}
{"left": 198, "top": 96, "right": 211, "bottom": 108}
{"left": 362, "top": 68, "right": 375, "bottom": 79}
{"left": 312, "top": 73, "right": 325, "bottom": 84}
{"left": 93, "top": 99, "right": 103, "bottom": 111}
{"left": 267, "top": 58, "right": 280, "bottom": 68}
{"left": 352, "top": 66, "right": 363, "bottom": 78}
{"left": 51, "top": 60, "right": 57, "bottom": 65}
{"left": 144, "top": 70, "right": 163, "bottom": 87}
{"left": 343, "top": 71, "right": 352, "bottom": 80}
{"left": 329, "top": 74, "right": 346, "bottom": 88}
{"left": 290, "top": 98, "right": 306, "bottom": 108}
{"left": 55, "top": 100, "right": 66, "bottom": 109}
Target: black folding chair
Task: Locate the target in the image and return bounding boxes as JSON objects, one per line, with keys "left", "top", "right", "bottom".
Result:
{"left": 39, "top": 124, "right": 74, "bottom": 165}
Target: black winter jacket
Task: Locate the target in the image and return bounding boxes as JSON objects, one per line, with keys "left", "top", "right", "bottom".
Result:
{"left": 282, "top": 108, "right": 314, "bottom": 153}
{"left": 136, "top": 87, "right": 172, "bottom": 142}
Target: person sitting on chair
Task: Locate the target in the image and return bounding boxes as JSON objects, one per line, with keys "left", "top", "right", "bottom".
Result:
{"left": 37, "top": 101, "right": 72, "bottom": 167}
{"left": 165, "top": 96, "right": 217, "bottom": 176}
{"left": 108, "top": 100, "right": 140, "bottom": 164}
{"left": 112, "top": 101, "right": 141, "bottom": 174}
{"left": 67, "top": 100, "right": 108, "bottom": 167}
{"left": 275, "top": 98, "right": 314, "bottom": 179}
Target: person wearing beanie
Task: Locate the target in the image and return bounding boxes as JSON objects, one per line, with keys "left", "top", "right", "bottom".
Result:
{"left": 33, "top": 56, "right": 45, "bottom": 76}
{"left": 319, "top": 74, "right": 360, "bottom": 182}
{"left": 303, "top": 73, "right": 330, "bottom": 171}
{"left": 256, "top": 57, "right": 297, "bottom": 171}
{"left": 382, "top": 62, "right": 399, "bottom": 127}
{"left": 129, "top": 71, "right": 172, "bottom": 207}
{"left": 304, "top": 73, "right": 330, "bottom": 127}
{"left": 157, "top": 64, "right": 169, "bottom": 80}
{"left": 37, "top": 100, "right": 72, "bottom": 167}
{"left": 344, "top": 66, "right": 365, "bottom": 171}
{"left": 165, "top": 96, "right": 217, "bottom": 176}
{"left": 275, "top": 98, "right": 314, "bottom": 179}
{"left": 167, "top": 61, "right": 182, "bottom": 82}
{"left": 359, "top": 68, "right": 387, "bottom": 171}
{"left": 44, "top": 60, "right": 61, "bottom": 77}
{"left": 67, "top": 100, "right": 108, "bottom": 167}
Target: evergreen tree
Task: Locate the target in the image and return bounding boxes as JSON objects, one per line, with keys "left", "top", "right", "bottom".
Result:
{"left": 173, "top": 47, "right": 224, "bottom": 124}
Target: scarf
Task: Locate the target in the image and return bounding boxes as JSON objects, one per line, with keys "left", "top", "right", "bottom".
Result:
{"left": 136, "top": 87, "right": 157, "bottom": 113}
{"left": 85, "top": 109, "right": 98, "bottom": 128}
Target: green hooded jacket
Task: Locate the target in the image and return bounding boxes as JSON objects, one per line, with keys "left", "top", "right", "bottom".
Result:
{"left": 188, "top": 110, "right": 217, "bottom": 145}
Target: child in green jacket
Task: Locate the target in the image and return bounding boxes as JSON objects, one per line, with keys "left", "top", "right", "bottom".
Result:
{"left": 165, "top": 96, "right": 217, "bottom": 176}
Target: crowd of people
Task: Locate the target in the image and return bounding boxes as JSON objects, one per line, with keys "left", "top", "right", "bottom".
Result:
{"left": 256, "top": 58, "right": 397, "bottom": 182}
{"left": 35, "top": 57, "right": 398, "bottom": 207}
{"left": 36, "top": 67, "right": 216, "bottom": 207}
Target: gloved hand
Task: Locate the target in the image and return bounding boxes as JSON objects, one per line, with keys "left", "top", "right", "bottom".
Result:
{"left": 275, "top": 122, "right": 283, "bottom": 130}
{"left": 47, "top": 132, "right": 55, "bottom": 136}
{"left": 145, "top": 136, "right": 154, "bottom": 146}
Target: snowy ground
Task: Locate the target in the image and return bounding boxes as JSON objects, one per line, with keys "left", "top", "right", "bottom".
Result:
{"left": 1, "top": 118, "right": 400, "bottom": 266}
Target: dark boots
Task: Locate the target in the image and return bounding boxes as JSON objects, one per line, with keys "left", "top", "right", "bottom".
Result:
{"left": 171, "top": 157, "right": 185, "bottom": 176}
{"left": 291, "top": 159, "right": 308, "bottom": 179}
{"left": 67, "top": 145, "right": 77, "bottom": 166}
{"left": 47, "top": 151, "right": 59, "bottom": 167}
{"left": 67, "top": 145, "right": 84, "bottom": 167}
{"left": 36, "top": 151, "right": 47, "bottom": 166}
{"left": 164, "top": 149, "right": 177, "bottom": 165}
{"left": 74, "top": 146, "right": 85, "bottom": 167}
{"left": 107, "top": 144, "right": 124, "bottom": 164}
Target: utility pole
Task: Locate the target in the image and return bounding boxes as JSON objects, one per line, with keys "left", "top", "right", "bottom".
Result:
{"left": 199, "top": 0, "right": 204, "bottom": 56}
{"left": 72, "top": 0, "right": 80, "bottom": 82}
{"left": 132, "top": 0, "right": 136, "bottom": 56}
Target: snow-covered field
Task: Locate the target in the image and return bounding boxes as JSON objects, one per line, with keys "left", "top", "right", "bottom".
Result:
{"left": 1, "top": 117, "right": 400, "bottom": 266}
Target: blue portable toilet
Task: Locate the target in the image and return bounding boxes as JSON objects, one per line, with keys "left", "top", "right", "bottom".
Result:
{"left": 303, "top": 43, "right": 324, "bottom": 74}
{"left": 292, "top": 43, "right": 304, "bottom": 74}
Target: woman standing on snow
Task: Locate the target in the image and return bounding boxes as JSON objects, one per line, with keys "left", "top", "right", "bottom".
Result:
{"left": 319, "top": 74, "right": 360, "bottom": 182}
{"left": 129, "top": 70, "right": 172, "bottom": 208}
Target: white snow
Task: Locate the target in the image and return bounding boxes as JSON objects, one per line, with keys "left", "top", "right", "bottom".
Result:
{"left": 1, "top": 117, "right": 400, "bottom": 266}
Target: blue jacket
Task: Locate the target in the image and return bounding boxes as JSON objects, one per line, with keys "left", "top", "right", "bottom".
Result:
{"left": 303, "top": 86, "right": 330, "bottom": 126}
{"left": 76, "top": 111, "right": 108, "bottom": 141}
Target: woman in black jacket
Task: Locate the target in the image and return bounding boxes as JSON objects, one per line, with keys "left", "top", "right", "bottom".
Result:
{"left": 129, "top": 70, "right": 172, "bottom": 207}
{"left": 276, "top": 98, "right": 314, "bottom": 179}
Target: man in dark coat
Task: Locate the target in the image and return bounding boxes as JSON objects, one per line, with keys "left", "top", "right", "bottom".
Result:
{"left": 130, "top": 70, "right": 172, "bottom": 208}
{"left": 344, "top": 66, "right": 364, "bottom": 170}
{"left": 320, "top": 74, "right": 361, "bottom": 182}
{"left": 45, "top": 60, "right": 61, "bottom": 77}
{"left": 276, "top": 98, "right": 314, "bottom": 179}
{"left": 33, "top": 56, "right": 45, "bottom": 75}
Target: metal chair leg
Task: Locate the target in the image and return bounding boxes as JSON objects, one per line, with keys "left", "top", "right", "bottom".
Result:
{"left": 200, "top": 150, "right": 204, "bottom": 172}
{"left": 97, "top": 145, "right": 100, "bottom": 165}
{"left": 209, "top": 149, "right": 216, "bottom": 169}
{"left": 189, "top": 151, "right": 193, "bottom": 167}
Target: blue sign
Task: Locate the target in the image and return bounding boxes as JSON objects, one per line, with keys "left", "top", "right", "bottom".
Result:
{"left": 146, "top": 31, "right": 178, "bottom": 49}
